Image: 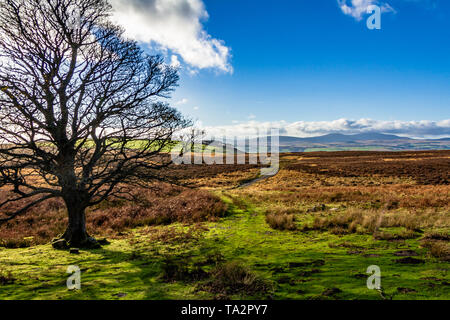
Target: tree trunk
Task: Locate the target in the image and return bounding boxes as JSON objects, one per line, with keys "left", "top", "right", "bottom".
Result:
{"left": 64, "top": 204, "right": 88, "bottom": 244}
{"left": 53, "top": 198, "right": 100, "bottom": 249}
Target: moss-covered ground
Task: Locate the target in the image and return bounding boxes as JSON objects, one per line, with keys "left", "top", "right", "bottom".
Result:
{"left": 1, "top": 193, "right": 448, "bottom": 300}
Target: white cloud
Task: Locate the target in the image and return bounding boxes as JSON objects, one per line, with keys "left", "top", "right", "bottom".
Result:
{"left": 198, "top": 119, "right": 450, "bottom": 139}
{"left": 175, "top": 98, "right": 189, "bottom": 105}
{"left": 170, "top": 55, "right": 181, "bottom": 68}
{"left": 338, "top": 0, "right": 396, "bottom": 21}
{"left": 109, "top": 0, "right": 232, "bottom": 73}
{"left": 193, "top": 106, "right": 200, "bottom": 110}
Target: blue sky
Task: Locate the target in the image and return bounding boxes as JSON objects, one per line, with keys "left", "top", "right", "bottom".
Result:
{"left": 111, "top": 0, "right": 450, "bottom": 138}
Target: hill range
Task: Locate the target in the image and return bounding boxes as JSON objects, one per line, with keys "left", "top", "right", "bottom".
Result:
{"left": 232, "top": 133, "right": 450, "bottom": 152}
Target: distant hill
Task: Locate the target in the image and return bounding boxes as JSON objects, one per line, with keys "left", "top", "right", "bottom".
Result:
{"left": 279, "top": 133, "right": 410, "bottom": 144}
{"left": 228, "top": 133, "right": 450, "bottom": 153}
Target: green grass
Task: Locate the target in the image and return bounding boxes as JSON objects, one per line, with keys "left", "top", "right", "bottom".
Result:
{"left": 0, "top": 195, "right": 448, "bottom": 300}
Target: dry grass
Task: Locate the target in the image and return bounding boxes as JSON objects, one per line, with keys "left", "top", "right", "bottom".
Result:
{"left": 420, "top": 231, "right": 450, "bottom": 261}
{"left": 0, "top": 184, "right": 227, "bottom": 248}
{"left": 248, "top": 173, "right": 449, "bottom": 210}
{"left": 242, "top": 152, "right": 449, "bottom": 220}
{"left": 89, "top": 188, "right": 228, "bottom": 231}
{"left": 235, "top": 151, "right": 449, "bottom": 241}
{"left": 421, "top": 240, "right": 450, "bottom": 261}
{"left": 307, "top": 208, "right": 448, "bottom": 235}
{"left": 266, "top": 213, "right": 297, "bottom": 231}
{"left": 139, "top": 224, "right": 209, "bottom": 245}
{"left": 373, "top": 229, "right": 419, "bottom": 240}
{"left": 168, "top": 162, "right": 261, "bottom": 188}
{"left": 199, "top": 262, "right": 273, "bottom": 298}
{"left": 0, "top": 195, "right": 67, "bottom": 248}
{"left": 284, "top": 151, "right": 450, "bottom": 185}
{"left": 423, "top": 231, "right": 450, "bottom": 241}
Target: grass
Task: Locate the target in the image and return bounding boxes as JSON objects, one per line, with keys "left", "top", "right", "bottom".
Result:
{"left": 265, "top": 213, "right": 297, "bottom": 231}
{"left": 0, "top": 151, "right": 449, "bottom": 300}
{"left": 0, "top": 194, "right": 448, "bottom": 300}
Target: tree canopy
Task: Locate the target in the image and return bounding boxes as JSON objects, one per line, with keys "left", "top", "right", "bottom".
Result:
{"left": 0, "top": 0, "right": 189, "bottom": 248}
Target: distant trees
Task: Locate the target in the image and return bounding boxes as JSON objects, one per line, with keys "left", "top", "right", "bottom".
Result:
{"left": 0, "top": 0, "right": 189, "bottom": 248}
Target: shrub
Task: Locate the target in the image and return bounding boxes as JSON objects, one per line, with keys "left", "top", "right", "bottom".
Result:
{"left": 0, "top": 184, "right": 228, "bottom": 247}
{"left": 199, "top": 262, "right": 273, "bottom": 297}
{"left": 266, "top": 213, "right": 297, "bottom": 231}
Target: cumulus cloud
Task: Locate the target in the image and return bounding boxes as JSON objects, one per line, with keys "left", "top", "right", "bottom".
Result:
{"left": 338, "top": 0, "right": 396, "bottom": 21}
{"left": 198, "top": 119, "right": 450, "bottom": 139}
{"left": 109, "top": 0, "right": 232, "bottom": 73}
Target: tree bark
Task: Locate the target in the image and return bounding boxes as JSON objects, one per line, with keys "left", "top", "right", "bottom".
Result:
{"left": 64, "top": 204, "right": 88, "bottom": 244}
{"left": 53, "top": 196, "right": 100, "bottom": 249}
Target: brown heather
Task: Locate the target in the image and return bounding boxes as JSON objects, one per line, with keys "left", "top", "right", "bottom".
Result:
{"left": 1, "top": 151, "right": 449, "bottom": 253}
{"left": 0, "top": 184, "right": 227, "bottom": 248}
{"left": 231, "top": 151, "right": 449, "bottom": 248}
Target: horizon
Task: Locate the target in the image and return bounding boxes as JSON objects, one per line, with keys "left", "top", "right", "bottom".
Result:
{"left": 256, "top": 132, "right": 448, "bottom": 140}
{"left": 204, "top": 132, "right": 449, "bottom": 141}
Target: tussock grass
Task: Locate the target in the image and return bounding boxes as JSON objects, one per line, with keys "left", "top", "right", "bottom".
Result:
{"left": 266, "top": 213, "right": 297, "bottom": 231}
{"left": 421, "top": 240, "right": 450, "bottom": 261}
{"left": 307, "top": 208, "right": 448, "bottom": 235}
{"left": 199, "top": 262, "right": 273, "bottom": 298}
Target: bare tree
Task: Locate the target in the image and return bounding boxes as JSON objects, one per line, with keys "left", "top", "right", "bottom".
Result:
{"left": 0, "top": 0, "right": 190, "bottom": 248}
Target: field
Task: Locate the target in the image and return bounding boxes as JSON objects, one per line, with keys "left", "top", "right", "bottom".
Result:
{"left": 0, "top": 151, "right": 449, "bottom": 300}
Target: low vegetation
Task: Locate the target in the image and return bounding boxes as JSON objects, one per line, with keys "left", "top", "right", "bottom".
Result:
{"left": 266, "top": 213, "right": 297, "bottom": 231}
{"left": 0, "top": 184, "right": 227, "bottom": 248}
{"left": 0, "top": 151, "right": 448, "bottom": 300}
{"left": 199, "top": 262, "right": 274, "bottom": 299}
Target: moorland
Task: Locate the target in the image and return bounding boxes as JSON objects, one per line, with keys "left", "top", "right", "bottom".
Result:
{"left": 0, "top": 150, "right": 449, "bottom": 300}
